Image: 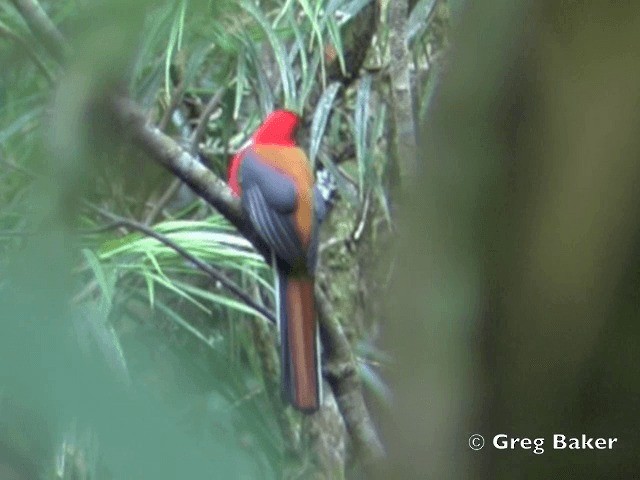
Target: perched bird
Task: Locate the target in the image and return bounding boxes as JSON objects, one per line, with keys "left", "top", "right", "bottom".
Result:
{"left": 228, "top": 110, "right": 323, "bottom": 412}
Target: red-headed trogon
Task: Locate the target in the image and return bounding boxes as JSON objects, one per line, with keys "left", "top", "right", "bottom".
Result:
{"left": 228, "top": 110, "right": 322, "bottom": 412}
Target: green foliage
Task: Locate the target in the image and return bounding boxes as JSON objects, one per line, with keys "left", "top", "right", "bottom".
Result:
{"left": 0, "top": 0, "right": 447, "bottom": 476}
{"left": 309, "top": 81, "right": 341, "bottom": 169}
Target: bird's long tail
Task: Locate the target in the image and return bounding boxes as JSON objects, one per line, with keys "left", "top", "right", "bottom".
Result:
{"left": 277, "top": 268, "right": 321, "bottom": 412}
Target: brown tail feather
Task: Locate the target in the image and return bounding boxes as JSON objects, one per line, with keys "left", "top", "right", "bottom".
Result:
{"left": 285, "top": 276, "right": 320, "bottom": 412}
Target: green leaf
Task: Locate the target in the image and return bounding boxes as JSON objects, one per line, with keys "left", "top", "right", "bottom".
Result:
{"left": 325, "top": 0, "right": 349, "bottom": 17}
{"left": 298, "top": 47, "right": 322, "bottom": 110}
{"left": 354, "top": 74, "right": 372, "bottom": 197}
{"left": 298, "top": 0, "right": 326, "bottom": 88}
{"left": 240, "top": 0, "right": 296, "bottom": 108}
{"left": 286, "top": 6, "right": 308, "bottom": 101}
{"left": 82, "top": 248, "right": 115, "bottom": 315}
{"left": 335, "top": 0, "right": 373, "bottom": 25}
{"left": 0, "top": 108, "right": 42, "bottom": 145}
{"left": 309, "top": 82, "right": 341, "bottom": 169}
{"left": 233, "top": 47, "right": 247, "bottom": 119}
{"left": 130, "top": 3, "right": 174, "bottom": 90}
{"left": 173, "top": 279, "right": 268, "bottom": 320}
{"left": 272, "top": 0, "right": 295, "bottom": 28}
{"left": 164, "top": 1, "right": 188, "bottom": 103}
{"left": 153, "top": 299, "right": 216, "bottom": 348}
{"left": 406, "top": 0, "right": 438, "bottom": 43}
{"left": 358, "top": 360, "right": 392, "bottom": 406}
{"left": 147, "top": 272, "right": 211, "bottom": 314}
{"left": 326, "top": 17, "right": 347, "bottom": 76}
{"left": 419, "top": 61, "right": 442, "bottom": 121}
{"left": 143, "top": 268, "right": 155, "bottom": 308}
{"left": 240, "top": 35, "right": 275, "bottom": 116}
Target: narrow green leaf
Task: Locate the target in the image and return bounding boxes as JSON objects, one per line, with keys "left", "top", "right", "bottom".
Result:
{"left": 419, "top": 62, "right": 442, "bottom": 121}
{"left": 240, "top": 0, "right": 296, "bottom": 107}
{"left": 153, "top": 300, "right": 216, "bottom": 348}
{"left": 164, "top": 16, "right": 179, "bottom": 103}
{"left": 354, "top": 74, "right": 372, "bottom": 197}
{"left": 298, "top": 0, "right": 326, "bottom": 88}
{"left": 172, "top": 279, "right": 268, "bottom": 321}
{"left": 272, "top": 0, "right": 295, "bottom": 28}
{"left": 358, "top": 360, "right": 392, "bottom": 406}
{"left": 240, "top": 35, "right": 275, "bottom": 116}
{"left": 176, "top": 0, "right": 187, "bottom": 50}
{"left": 163, "top": 0, "right": 188, "bottom": 103}
{"left": 336, "top": 0, "right": 373, "bottom": 25}
{"left": 147, "top": 272, "right": 211, "bottom": 314}
{"left": 82, "top": 248, "right": 114, "bottom": 314}
{"left": 375, "top": 182, "right": 393, "bottom": 226}
{"left": 325, "top": 0, "right": 349, "bottom": 17}
{"left": 0, "top": 108, "right": 42, "bottom": 145}
{"left": 143, "top": 268, "right": 155, "bottom": 308}
{"left": 233, "top": 48, "right": 246, "bottom": 119}
{"left": 369, "top": 102, "right": 387, "bottom": 176}
{"left": 130, "top": 4, "right": 173, "bottom": 89}
{"left": 298, "top": 46, "right": 322, "bottom": 109}
{"left": 145, "top": 250, "right": 169, "bottom": 281}
{"left": 326, "top": 17, "right": 347, "bottom": 76}
{"left": 286, "top": 7, "right": 308, "bottom": 93}
{"left": 406, "top": 0, "right": 437, "bottom": 43}
{"left": 309, "top": 82, "right": 341, "bottom": 168}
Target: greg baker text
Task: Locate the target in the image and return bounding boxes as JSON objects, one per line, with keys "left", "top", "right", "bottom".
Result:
{"left": 492, "top": 434, "right": 618, "bottom": 455}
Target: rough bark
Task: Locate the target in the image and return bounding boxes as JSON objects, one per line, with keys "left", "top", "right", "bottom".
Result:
{"left": 387, "top": 0, "right": 418, "bottom": 184}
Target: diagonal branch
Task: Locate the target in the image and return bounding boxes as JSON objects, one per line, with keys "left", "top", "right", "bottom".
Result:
{"left": 90, "top": 205, "right": 276, "bottom": 324}
{"left": 158, "top": 78, "right": 187, "bottom": 132}
{"left": 388, "top": 0, "right": 418, "bottom": 184}
{"left": 190, "top": 86, "right": 226, "bottom": 154}
{"left": 110, "top": 95, "right": 272, "bottom": 262}
{"left": 316, "top": 285, "right": 385, "bottom": 463}
{"left": 8, "top": 0, "right": 69, "bottom": 62}
{"left": 145, "top": 82, "right": 225, "bottom": 227}
{"left": 141, "top": 85, "right": 227, "bottom": 226}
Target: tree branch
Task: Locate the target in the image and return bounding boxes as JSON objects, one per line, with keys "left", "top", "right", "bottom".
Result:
{"left": 388, "top": 0, "right": 418, "bottom": 183}
{"left": 189, "top": 86, "right": 226, "bottom": 154}
{"left": 316, "top": 285, "right": 386, "bottom": 464}
{"left": 145, "top": 82, "right": 222, "bottom": 227}
{"left": 8, "top": 0, "right": 69, "bottom": 63}
{"left": 90, "top": 205, "right": 276, "bottom": 324}
{"left": 109, "top": 95, "right": 272, "bottom": 262}
{"left": 158, "top": 78, "right": 187, "bottom": 132}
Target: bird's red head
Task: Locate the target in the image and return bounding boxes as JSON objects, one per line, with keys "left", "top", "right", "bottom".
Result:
{"left": 228, "top": 110, "right": 301, "bottom": 197}
{"left": 253, "top": 109, "right": 300, "bottom": 147}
